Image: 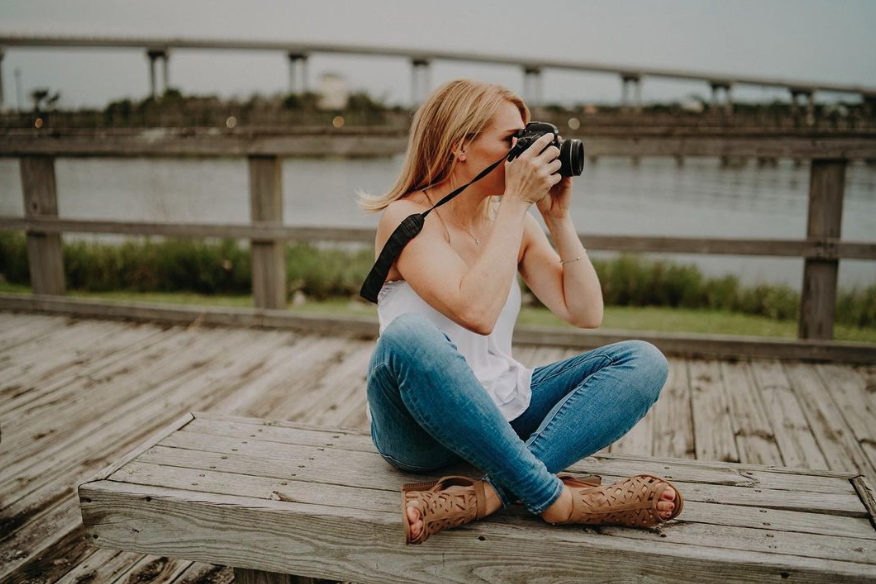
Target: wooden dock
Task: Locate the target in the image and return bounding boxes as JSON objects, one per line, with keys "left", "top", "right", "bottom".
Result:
{"left": 2, "top": 310, "right": 875, "bottom": 583}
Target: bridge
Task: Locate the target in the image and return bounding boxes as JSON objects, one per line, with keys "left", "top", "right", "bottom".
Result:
{"left": 2, "top": 34, "right": 876, "bottom": 114}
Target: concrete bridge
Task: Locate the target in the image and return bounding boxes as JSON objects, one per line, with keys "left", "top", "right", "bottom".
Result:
{"left": 2, "top": 33, "right": 876, "bottom": 115}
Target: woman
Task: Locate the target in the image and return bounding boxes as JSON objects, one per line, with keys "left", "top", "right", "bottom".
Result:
{"left": 356, "top": 79, "right": 683, "bottom": 545}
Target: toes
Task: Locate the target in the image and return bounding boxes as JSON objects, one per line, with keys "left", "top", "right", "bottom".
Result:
{"left": 661, "top": 486, "right": 676, "bottom": 502}
{"left": 657, "top": 500, "right": 675, "bottom": 517}
{"left": 406, "top": 502, "right": 422, "bottom": 537}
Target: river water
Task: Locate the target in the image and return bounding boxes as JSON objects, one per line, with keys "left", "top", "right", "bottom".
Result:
{"left": 1, "top": 155, "right": 874, "bottom": 291}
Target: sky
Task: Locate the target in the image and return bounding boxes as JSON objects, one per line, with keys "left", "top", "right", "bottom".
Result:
{"left": 1, "top": 0, "right": 875, "bottom": 110}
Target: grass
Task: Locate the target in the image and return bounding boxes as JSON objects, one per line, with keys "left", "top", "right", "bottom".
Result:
{"left": 2, "top": 282, "right": 873, "bottom": 343}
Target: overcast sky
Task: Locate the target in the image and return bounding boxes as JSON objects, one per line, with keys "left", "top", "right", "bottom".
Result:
{"left": 1, "top": 0, "right": 875, "bottom": 110}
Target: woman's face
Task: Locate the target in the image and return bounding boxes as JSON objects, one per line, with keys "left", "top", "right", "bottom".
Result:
{"left": 461, "top": 100, "right": 525, "bottom": 195}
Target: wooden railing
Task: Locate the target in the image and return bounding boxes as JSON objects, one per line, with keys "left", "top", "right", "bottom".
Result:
{"left": 1, "top": 127, "right": 875, "bottom": 344}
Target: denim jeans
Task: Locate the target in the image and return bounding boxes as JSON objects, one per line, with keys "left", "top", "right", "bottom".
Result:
{"left": 367, "top": 312, "right": 670, "bottom": 515}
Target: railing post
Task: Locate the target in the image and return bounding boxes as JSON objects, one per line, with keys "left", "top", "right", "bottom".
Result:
{"left": 20, "top": 155, "right": 65, "bottom": 295}
{"left": 248, "top": 155, "right": 287, "bottom": 310}
{"left": 799, "top": 158, "right": 846, "bottom": 340}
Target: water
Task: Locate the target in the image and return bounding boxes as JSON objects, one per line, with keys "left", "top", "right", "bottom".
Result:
{"left": 1, "top": 155, "right": 874, "bottom": 291}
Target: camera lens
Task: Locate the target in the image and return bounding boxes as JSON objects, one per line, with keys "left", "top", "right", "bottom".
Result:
{"left": 560, "top": 139, "right": 585, "bottom": 177}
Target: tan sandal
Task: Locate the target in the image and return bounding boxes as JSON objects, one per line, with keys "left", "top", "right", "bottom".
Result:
{"left": 401, "top": 475, "right": 488, "bottom": 545}
{"left": 549, "top": 472, "right": 684, "bottom": 528}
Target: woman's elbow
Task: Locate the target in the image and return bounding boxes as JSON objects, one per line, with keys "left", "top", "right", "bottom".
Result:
{"left": 574, "top": 310, "right": 603, "bottom": 329}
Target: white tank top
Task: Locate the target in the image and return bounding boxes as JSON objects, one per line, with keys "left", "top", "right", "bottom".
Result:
{"left": 367, "top": 276, "right": 534, "bottom": 424}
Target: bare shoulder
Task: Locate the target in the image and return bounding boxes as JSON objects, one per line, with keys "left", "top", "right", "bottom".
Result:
{"left": 378, "top": 197, "right": 430, "bottom": 237}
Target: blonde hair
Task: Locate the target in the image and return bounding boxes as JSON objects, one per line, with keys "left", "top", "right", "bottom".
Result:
{"left": 356, "top": 79, "right": 530, "bottom": 221}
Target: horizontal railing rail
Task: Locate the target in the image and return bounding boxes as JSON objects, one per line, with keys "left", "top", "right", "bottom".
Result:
{"left": 1, "top": 217, "right": 874, "bottom": 261}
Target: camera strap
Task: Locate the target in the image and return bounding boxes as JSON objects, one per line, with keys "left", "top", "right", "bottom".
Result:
{"left": 359, "top": 146, "right": 520, "bottom": 303}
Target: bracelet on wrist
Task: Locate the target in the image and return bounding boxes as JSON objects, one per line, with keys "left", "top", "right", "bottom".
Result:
{"left": 560, "top": 249, "right": 586, "bottom": 265}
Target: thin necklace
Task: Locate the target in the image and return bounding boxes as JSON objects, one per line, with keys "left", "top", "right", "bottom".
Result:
{"left": 424, "top": 188, "right": 483, "bottom": 246}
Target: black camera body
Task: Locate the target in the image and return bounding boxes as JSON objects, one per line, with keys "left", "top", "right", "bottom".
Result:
{"left": 507, "top": 121, "right": 585, "bottom": 177}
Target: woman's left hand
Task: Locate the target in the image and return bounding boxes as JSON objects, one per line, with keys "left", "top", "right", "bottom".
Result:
{"left": 536, "top": 175, "right": 572, "bottom": 220}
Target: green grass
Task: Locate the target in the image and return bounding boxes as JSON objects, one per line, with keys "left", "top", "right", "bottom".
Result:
{"left": 2, "top": 282, "right": 872, "bottom": 343}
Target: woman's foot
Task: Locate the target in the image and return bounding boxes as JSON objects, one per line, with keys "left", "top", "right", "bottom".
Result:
{"left": 541, "top": 479, "right": 678, "bottom": 524}
{"left": 405, "top": 483, "right": 503, "bottom": 541}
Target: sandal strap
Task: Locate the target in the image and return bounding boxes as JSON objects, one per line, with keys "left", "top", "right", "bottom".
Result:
{"left": 474, "top": 479, "right": 487, "bottom": 520}
{"left": 566, "top": 474, "right": 681, "bottom": 527}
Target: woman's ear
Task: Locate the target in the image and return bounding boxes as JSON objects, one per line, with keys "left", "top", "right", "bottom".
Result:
{"left": 455, "top": 141, "right": 467, "bottom": 162}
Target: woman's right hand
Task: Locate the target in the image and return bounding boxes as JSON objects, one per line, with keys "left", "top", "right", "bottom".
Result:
{"left": 504, "top": 132, "right": 563, "bottom": 205}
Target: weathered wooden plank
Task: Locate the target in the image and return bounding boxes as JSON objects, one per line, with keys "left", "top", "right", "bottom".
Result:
{"left": 748, "top": 359, "right": 827, "bottom": 469}
{"left": 0, "top": 320, "right": 156, "bottom": 406}
{"left": 144, "top": 435, "right": 863, "bottom": 520}
{"left": 817, "top": 363, "right": 876, "bottom": 476}
{"left": 106, "top": 554, "right": 191, "bottom": 584}
{"left": 0, "top": 322, "right": 186, "bottom": 420}
{"left": 1, "top": 328, "right": 285, "bottom": 509}
{"left": 0, "top": 331, "right": 293, "bottom": 583}
{"left": 52, "top": 548, "right": 137, "bottom": 584}
{"left": 0, "top": 313, "right": 69, "bottom": 353}
{"left": 166, "top": 562, "right": 234, "bottom": 584}
{"left": 184, "top": 412, "right": 857, "bottom": 492}
{"left": 285, "top": 343, "right": 373, "bottom": 427}
{"left": 79, "top": 481, "right": 876, "bottom": 584}
{"left": 234, "top": 568, "right": 294, "bottom": 584}
{"left": 207, "top": 335, "right": 350, "bottom": 416}
{"left": 652, "top": 357, "right": 695, "bottom": 459}
{"left": 689, "top": 358, "right": 740, "bottom": 463}
{"left": 0, "top": 327, "right": 243, "bottom": 473}
{"left": 717, "top": 360, "right": 782, "bottom": 466}
{"left": 111, "top": 458, "right": 867, "bottom": 519}
{"left": 783, "top": 362, "right": 876, "bottom": 480}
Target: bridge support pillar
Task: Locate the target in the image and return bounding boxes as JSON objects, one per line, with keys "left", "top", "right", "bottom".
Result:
{"left": 724, "top": 83, "right": 734, "bottom": 115}
{"left": 287, "top": 53, "right": 309, "bottom": 94}
{"left": 0, "top": 48, "right": 5, "bottom": 112}
{"left": 162, "top": 50, "right": 170, "bottom": 94}
{"left": 523, "top": 66, "right": 543, "bottom": 109}
{"left": 709, "top": 82, "right": 733, "bottom": 114}
{"left": 621, "top": 74, "right": 641, "bottom": 113}
{"left": 790, "top": 88, "right": 815, "bottom": 126}
{"left": 410, "top": 58, "right": 431, "bottom": 107}
{"left": 146, "top": 49, "right": 168, "bottom": 100}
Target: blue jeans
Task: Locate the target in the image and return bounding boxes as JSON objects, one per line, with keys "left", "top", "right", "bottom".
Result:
{"left": 367, "top": 312, "right": 669, "bottom": 515}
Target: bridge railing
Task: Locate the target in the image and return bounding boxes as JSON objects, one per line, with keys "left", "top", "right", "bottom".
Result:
{"left": 1, "top": 127, "right": 875, "bottom": 345}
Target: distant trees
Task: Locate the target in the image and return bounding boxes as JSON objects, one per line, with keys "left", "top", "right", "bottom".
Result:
{"left": 30, "top": 88, "right": 61, "bottom": 112}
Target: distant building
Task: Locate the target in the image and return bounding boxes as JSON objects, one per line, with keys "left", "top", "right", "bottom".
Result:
{"left": 680, "top": 97, "right": 705, "bottom": 113}
{"left": 318, "top": 73, "right": 349, "bottom": 110}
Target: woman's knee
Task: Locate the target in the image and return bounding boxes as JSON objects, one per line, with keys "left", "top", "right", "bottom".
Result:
{"left": 618, "top": 340, "right": 670, "bottom": 399}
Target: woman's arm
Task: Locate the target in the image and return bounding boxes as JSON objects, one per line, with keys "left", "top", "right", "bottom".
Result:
{"left": 519, "top": 212, "right": 603, "bottom": 328}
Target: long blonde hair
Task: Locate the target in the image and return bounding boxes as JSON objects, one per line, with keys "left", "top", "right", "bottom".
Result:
{"left": 356, "top": 79, "right": 530, "bottom": 221}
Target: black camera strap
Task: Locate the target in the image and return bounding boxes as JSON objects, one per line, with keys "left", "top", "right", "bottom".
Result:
{"left": 359, "top": 146, "right": 520, "bottom": 304}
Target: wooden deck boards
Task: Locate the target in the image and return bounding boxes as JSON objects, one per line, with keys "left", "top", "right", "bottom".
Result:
{"left": 1, "top": 310, "right": 875, "bottom": 584}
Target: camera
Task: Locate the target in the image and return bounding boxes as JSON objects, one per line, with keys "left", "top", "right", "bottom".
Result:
{"left": 507, "top": 121, "right": 585, "bottom": 177}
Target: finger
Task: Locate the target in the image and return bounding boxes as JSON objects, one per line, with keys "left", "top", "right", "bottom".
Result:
{"left": 547, "top": 158, "right": 562, "bottom": 174}
{"left": 519, "top": 132, "right": 556, "bottom": 159}
{"left": 549, "top": 172, "right": 563, "bottom": 186}
{"left": 536, "top": 141, "right": 560, "bottom": 162}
